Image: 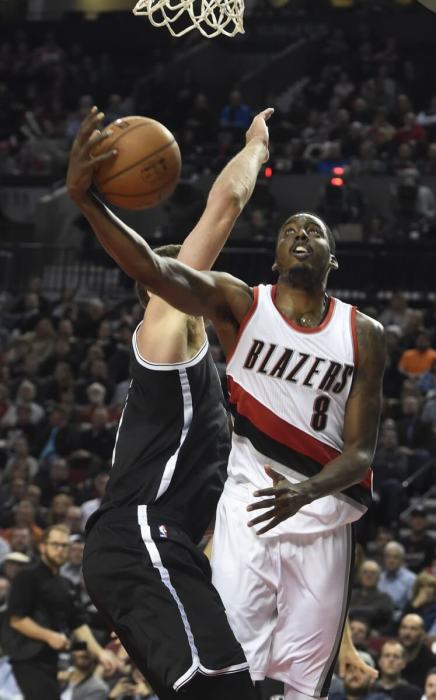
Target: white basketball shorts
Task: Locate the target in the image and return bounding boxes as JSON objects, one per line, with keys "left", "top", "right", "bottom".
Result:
{"left": 211, "top": 482, "right": 354, "bottom": 697}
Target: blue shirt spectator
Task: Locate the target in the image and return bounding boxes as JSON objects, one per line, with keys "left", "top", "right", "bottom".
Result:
{"left": 379, "top": 542, "right": 416, "bottom": 612}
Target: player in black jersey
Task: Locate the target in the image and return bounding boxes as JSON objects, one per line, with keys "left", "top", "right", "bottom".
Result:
{"left": 67, "top": 106, "right": 273, "bottom": 700}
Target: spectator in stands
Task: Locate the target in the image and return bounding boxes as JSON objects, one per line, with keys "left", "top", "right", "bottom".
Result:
{"left": 1, "top": 552, "right": 31, "bottom": 582}
{"left": 399, "top": 332, "right": 436, "bottom": 378}
{"left": 59, "top": 642, "right": 109, "bottom": 700}
{"left": 219, "top": 89, "right": 253, "bottom": 130}
{"left": 34, "top": 457, "right": 73, "bottom": 507}
{"left": 419, "top": 360, "right": 436, "bottom": 395}
{"left": 47, "top": 493, "right": 74, "bottom": 527}
{"left": 379, "top": 542, "right": 416, "bottom": 613}
{"left": 61, "top": 535, "right": 85, "bottom": 588}
{"left": 400, "top": 506, "right": 436, "bottom": 574}
{"left": 329, "top": 650, "right": 385, "bottom": 700}
{"left": 379, "top": 295, "right": 413, "bottom": 333}
{"left": 0, "top": 574, "right": 10, "bottom": 629}
{"left": 65, "top": 506, "right": 84, "bottom": 536}
{"left": 404, "top": 573, "right": 436, "bottom": 632}
{"left": 423, "top": 669, "right": 436, "bottom": 700}
{"left": 374, "top": 640, "right": 421, "bottom": 700}
{"left": 421, "top": 390, "right": 436, "bottom": 427}
{"left": 350, "top": 560, "right": 394, "bottom": 630}
{"left": 8, "top": 526, "right": 35, "bottom": 560}
{"left": 79, "top": 407, "right": 115, "bottom": 462}
{"left": 37, "top": 405, "right": 80, "bottom": 461}
{"left": 372, "top": 429, "right": 409, "bottom": 525}
{"left": 398, "top": 614, "right": 436, "bottom": 689}
{"left": 3, "top": 500, "right": 43, "bottom": 544}
{"left": 349, "top": 616, "right": 375, "bottom": 659}
{"left": 81, "top": 471, "right": 109, "bottom": 530}
{"left": 5, "top": 524, "right": 117, "bottom": 700}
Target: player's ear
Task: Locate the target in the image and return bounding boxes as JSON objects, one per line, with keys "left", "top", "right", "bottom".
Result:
{"left": 330, "top": 254, "right": 339, "bottom": 271}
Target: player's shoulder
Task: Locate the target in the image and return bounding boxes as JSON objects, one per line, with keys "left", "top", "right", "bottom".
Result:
{"left": 355, "top": 310, "right": 385, "bottom": 341}
{"left": 355, "top": 310, "right": 386, "bottom": 369}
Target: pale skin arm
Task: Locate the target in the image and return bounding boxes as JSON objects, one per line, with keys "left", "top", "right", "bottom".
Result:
{"left": 73, "top": 624, "right": 119, "bottom": 675}
{"left": 339, "top": 620, "right": 378, "bottom": 680}
{"left": 247, "top": 314, "right": 386, "bottom": 533}
{"left": 10, "top": 616, "right": 70, "bottom": 650}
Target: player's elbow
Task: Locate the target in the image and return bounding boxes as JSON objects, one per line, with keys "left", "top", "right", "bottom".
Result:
{"left": 351, "top": 449, "right": 372, "bottom": 481}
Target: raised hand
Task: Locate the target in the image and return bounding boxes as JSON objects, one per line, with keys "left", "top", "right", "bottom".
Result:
{"left": 245, "top": 107, "right": 274, "bottom": 162}
{"left": 66, "top": 106, "right": 117, "bottom": 203}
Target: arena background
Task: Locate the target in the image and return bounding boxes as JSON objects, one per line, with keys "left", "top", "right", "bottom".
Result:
{"left": 1, "top": 1, "right": 436, "bottom": 699}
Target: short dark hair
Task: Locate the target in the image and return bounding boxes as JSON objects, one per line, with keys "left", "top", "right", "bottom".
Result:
{"left": 135, "top": 244, "right": 182, "bottom": 309}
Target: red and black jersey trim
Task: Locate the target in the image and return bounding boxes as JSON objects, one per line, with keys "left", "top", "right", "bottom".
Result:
{"left": 232, "top": 414, "right": 371, "bottom": 510}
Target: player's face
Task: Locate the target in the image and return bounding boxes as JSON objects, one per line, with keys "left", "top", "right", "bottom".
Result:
{"left": 274, "top": 214, "right": 337, "bottom": 284}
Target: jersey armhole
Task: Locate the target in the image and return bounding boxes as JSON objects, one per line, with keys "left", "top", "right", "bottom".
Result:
{"left": 225, "top": 286, "right": 259, "bottom": 364}
{"left": 351, "top": 306, "right": 359, "bottom": 369}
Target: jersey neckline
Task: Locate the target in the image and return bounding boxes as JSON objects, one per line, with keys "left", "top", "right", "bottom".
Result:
{"left": 270, "top": 285, "right": 336, "bottom": 334}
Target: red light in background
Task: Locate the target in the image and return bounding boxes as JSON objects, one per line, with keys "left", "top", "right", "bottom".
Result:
{"left": 330, "top": 177, "right": 344, "bottom": 187}
{"left": 332, "top": 166, "right": 344, "bottom": 176}
{"left": 265, "top": 166, "right": 273, "bottom": 178}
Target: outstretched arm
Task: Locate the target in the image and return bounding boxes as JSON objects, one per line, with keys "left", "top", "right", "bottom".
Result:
{"left": 67, "top": 106, "right": 272, "bottom": 274}
{"left": 177, "top": 108, "right": 273, "bottom": 270}
{"left": 247, "top": 314, "right": 386, "bottom": 534}
{"left": 66, "top": 109, "right": 252, "bottom": 321}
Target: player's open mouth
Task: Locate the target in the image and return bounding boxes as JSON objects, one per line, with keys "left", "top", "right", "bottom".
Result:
{"left": 292, "top": 245, "right": 312, "bottom": 260}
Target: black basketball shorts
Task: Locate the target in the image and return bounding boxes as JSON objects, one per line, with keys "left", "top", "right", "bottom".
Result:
{"left": 83, "top": 505, "right": 249, "bottom": 694}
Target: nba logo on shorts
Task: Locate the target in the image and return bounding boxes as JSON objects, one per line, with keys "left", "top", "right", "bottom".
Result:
{"left": 159, "top": 525, "right": 168, "bottom": 538}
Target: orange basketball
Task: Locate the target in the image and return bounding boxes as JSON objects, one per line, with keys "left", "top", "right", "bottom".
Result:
{"left": 92, "top": 116, "right": 181, "bottom": 210}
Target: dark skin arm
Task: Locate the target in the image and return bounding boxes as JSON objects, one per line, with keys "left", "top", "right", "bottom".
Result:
{"left": 247, "top": 312, "right": 386, "bottom": 534}
{"left": 66, "top": 108, "right": 253, "bottom": 348}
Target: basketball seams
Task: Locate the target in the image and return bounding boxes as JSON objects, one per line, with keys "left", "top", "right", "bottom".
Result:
{"left": 96, "top": 138, "right": 178, "bottom": 187}
{"left": 102, "top": 120, "right": 156, "bottom": 151}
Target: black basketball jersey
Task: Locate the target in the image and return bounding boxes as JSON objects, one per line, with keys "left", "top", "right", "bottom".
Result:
{"left": 89, "top": 325, "right": 230, "bottom": 544}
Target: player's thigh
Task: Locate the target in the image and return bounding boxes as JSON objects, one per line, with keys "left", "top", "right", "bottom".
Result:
{"left": 269, "top": 525, "right": 353, "bottom": 696}
{"left": 211, "top": 491, "right": 278, "bottom": 677}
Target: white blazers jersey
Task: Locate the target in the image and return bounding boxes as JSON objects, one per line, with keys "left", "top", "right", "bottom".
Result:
{"left": 225, "top": 284, "right": 372, "bottom": 535}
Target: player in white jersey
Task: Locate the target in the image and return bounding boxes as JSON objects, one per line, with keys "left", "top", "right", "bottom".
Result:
{"left": 69, "top": 146, "right": 385, "bottom": 697}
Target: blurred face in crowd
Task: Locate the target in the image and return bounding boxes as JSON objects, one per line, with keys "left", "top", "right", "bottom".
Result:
{"left": 359, "top": 561, "right": 380, "bottom": 589}
{"left": 425, "top": 673, "right": 436, "bottom": 700}
{"left": 350, "top": 619, "right": 370, "bottom": 647}
{"left": 379, "top": 642, "right": 406, "bottom": 680}
{"left": 72, "top": 649, "right": 95, "bottom": 672}
{"left": 51, "top": 494, "right": 73, "bottom": 520}
{"left": 50, "top": 458, "right": 69, "bottom": 483}
{"left": 40, "top": 528, "right": 70, "bottom": 571}
{"left": 384, "top": 544, "right": 404, "bottom": 573}
{"left": 344, "top": 664, "right": 374, "bottom": 696}
{"left": 398, "top": 615, "right": 424, "bottom": 650}
{"left": 68, "top": 541, "right": 85, "bottom": 567}
{"left": 10, "top": 477, "right": 27, "bottom": 501}
{"left": 95, "top": 473, "right": 109, "bottom": 498}
{"left": 402, "top": 396, "right": 419, "bottom": 417}
{"left": 15, "top": 500, "right": 35, "bottom": 526}
{"left": 3, "top": 560, "right": 27, "bottom": 581}
{"left": 10, "top": 526, "right": 32, "bottom": 553}
{"left": 65, "top": 506, "right": 83, "bottom": 534}
{"left": 416, "top": 332, "right": 430, "bottom": 352}
{"left": 27, "top": 484, "right": 41, "bottom": 507}
{"left": 409, "top": 513, "right": 427, "bottom": 534}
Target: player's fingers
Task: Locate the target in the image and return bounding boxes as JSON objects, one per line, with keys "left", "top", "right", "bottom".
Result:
{"left": 262, "top": 107, "right": 274, "bottom": 121}
{"left": 84, "top": 149, "right": 117, "bottom": 167}
{"left": 78, "top": 110, "right": 104, "bottom": 145}
{"left": 88, "top": 127, "right": 113, "bottom": 149}
{"left": 247, "top": 507, "right": 278, "bottom": 527}
{"left": 264, "top": 465, "right": 281, "bottom": 484}
{"left": 253, "top": 486, "right": 288, "bottom": 497}
{"left": 256, "top": 515, "right": 282, "bottom": 535}
{"left": 247, "top": 498, "right": 277, "bottom": 512}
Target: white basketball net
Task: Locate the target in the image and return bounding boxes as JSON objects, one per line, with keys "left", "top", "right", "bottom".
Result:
{"left": 133, "top": 0, "right": 244, "bottom": 38}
